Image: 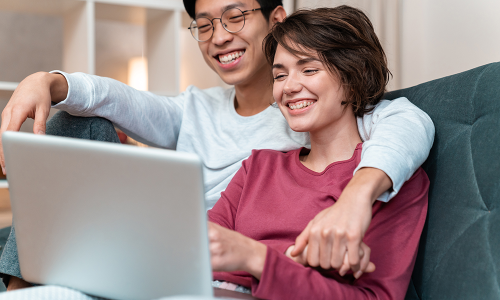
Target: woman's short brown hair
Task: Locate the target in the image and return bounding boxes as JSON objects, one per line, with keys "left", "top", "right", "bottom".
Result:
{"left": 263, "top": 6, "right": 391, "bottom": 117}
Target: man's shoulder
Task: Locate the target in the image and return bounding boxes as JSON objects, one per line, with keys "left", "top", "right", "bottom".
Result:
{"left": 183, "top": 85, "right": 234, "bottom": 103}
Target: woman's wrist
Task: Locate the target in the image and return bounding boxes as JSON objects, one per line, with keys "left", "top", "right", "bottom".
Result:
{"left": 244, "top": 240, "right": 267, "bottom": 280}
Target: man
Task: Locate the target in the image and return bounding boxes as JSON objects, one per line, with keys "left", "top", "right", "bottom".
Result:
{"left": 0, "top": 0, "right": 434, "bottom": 294}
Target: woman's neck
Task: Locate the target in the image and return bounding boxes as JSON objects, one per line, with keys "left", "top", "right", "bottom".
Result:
{"left": 301, "top": 112, "right": 362, "bottom": 173}
{"left": 233, "top": 69, "right": 274, "bottom": 117}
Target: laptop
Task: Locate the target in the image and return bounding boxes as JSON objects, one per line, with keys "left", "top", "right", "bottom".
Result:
{"left": 2, "top": 131, "right": 214, "bottom": 300}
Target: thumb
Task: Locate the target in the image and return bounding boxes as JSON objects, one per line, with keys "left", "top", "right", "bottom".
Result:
{"left": 291, "top": 221, "right": 311, "bottom": 256}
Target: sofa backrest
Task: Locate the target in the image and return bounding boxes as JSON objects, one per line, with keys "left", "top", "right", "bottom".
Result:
{"left": 384, "top": 62, "right": 500, "bottom": 300}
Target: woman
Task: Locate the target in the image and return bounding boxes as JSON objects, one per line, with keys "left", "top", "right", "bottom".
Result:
{"left": 207, "top": 6, "right": 429, "bottom": 300}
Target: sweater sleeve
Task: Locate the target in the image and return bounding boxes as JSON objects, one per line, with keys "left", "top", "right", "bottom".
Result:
{"left": 50, "top": 71, "right": 185, "bottom": 149}
{"left": 356, "top": 97, "right": 434, "bottom": 202}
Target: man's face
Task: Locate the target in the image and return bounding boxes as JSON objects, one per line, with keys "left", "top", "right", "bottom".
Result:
{"left": 194, "top": 0, "right": 276, "bottom": 86}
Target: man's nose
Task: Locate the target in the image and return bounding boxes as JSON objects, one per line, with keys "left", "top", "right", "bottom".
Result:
{"left": 211, "top": 20, "right": 233, "bottom": 46}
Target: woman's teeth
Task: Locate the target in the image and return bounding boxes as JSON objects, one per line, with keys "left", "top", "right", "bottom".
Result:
{"left": 219, "top": 51, "right": 245, "bottom": 64}
{"left": 289, "top": 101, "right": 314, "bottom": 110}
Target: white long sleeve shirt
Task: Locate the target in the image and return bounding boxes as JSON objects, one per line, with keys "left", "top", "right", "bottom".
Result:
{"left": 52, "top": 72, "right": 435, "bottom": 209}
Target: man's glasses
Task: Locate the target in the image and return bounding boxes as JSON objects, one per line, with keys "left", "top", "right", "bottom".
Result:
{"left": 188, "top": 7, "right": 264, "bottom": 42}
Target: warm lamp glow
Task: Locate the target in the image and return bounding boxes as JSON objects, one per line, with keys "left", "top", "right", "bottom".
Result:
{"left": 128, "top": 57, "right": 148, "bottom": 91}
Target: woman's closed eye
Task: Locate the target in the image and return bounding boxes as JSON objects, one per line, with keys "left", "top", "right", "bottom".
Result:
{"left": 303, "top": 69, "right": 319, "bottom": 75}
{"left": 273, "top": 74, "right": 287, "bottom": 81}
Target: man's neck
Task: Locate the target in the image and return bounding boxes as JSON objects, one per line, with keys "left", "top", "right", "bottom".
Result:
{"left": 233, "top": 70, "right": 274, "bottom": 117}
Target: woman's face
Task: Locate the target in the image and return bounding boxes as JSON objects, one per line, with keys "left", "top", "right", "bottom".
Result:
{"left": 272, "top": 44, "right": 348, "bottom": 133}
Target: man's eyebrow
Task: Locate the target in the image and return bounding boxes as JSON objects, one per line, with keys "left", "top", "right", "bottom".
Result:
{"left": 296, "top": 57, "right": 321, "bottom": 65}
{"left": 195, "top": 2, "right": 246, "bottom": 19}
{"left": 272, "top": 63, "right": 285, "bottom": 70}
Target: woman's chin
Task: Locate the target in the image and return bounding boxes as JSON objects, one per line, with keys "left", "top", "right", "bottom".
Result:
{"left": 288, "top": 124, "right": 312, "bottom": 133}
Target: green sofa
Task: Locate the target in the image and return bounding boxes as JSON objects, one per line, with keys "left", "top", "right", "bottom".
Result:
{"left": 384, "top": 61, "right": 500, "bottom": 299}
{"left": 0, "top": 62, "right": 499, "bottom": 298}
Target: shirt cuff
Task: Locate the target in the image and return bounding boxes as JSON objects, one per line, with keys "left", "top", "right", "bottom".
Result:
{"left": 48, "top": 70, "right": 93, "bottom": 116}
{"left": 354, "top": 144, "right": 409, "bottom": 202}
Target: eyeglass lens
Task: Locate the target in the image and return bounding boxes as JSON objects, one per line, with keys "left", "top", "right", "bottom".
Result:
{"left": 190, "top": 8, "right": 246, "bottom": 42}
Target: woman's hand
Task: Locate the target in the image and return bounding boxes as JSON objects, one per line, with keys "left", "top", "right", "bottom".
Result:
{"left": 208, "top": 222, "right": 267, "bottom": 280}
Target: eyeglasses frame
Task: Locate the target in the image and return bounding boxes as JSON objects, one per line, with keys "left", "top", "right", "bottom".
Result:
{"left": 188, "top": 7, "right": 264, "bottom": 42}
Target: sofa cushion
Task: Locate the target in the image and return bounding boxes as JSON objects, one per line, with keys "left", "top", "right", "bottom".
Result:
{"left": 385, "top": 62, "right": 500, "bottom": 300}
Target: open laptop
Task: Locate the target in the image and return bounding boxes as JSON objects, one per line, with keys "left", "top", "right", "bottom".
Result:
{"left": 2, "top": 131, "right": 215, "bottom": 300}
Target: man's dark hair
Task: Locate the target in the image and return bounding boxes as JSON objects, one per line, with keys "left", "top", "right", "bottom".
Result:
{"left": 183, "top": 0, "right": 283, "bottom": 21}
{"left": 264, "top": 6, "right": 391, "bottom": 117}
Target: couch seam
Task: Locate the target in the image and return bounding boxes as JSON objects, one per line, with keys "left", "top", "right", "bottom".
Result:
{"left": 486, "top": 215, "right": 500, "bottom": 296}
{"left": 469, "top": 65, "right": 491, "bottom": 211}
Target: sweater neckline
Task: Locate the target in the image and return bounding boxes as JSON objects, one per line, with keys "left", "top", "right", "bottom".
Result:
{"left": 294, "top": 143, "right": 363, "bottom": 176}
{"left": 227, "top": 88, "right": 276, "bottom": 122}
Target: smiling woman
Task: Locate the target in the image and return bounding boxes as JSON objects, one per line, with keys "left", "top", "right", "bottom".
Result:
{"left": 207, "top": 6, "right": 429, "bottom": 300}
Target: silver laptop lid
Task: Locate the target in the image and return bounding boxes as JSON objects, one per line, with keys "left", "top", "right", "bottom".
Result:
{"left": 3, "top": 131, "right": 213, "bottom": 300}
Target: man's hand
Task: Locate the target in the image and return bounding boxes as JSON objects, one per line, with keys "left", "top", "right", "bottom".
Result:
{"left": 208, "top": 222, "right": 267, "bottom": 280}
{"left": 0, "top": 72, "right": 67, "bottom": 174}
{"left": 6, "top": 277, "right": 32, "bottom": 291}
{"left": 291, "top": 168, "right": 392, "bottom": 278}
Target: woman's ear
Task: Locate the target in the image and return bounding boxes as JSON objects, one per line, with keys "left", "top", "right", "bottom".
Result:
{"left": 268, "top": 6, "right": 287, "bottom": 27}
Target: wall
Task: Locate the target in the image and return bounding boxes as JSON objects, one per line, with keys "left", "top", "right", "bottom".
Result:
{"left": 296, "top": 0, "right": 500, "bottom": 90}
{"left": 0, "top": 11, "right": 62, "bottom": 82}
{"left": 400, "top": 0, "right": 500, "bottom": 88}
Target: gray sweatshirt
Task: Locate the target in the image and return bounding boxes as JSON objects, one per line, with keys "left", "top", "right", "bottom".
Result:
{"left": 53, "top": 72, "right": 435, "bottom": 209}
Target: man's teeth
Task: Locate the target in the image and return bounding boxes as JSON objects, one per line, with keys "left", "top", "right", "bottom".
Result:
{"left": 219, "top": 51, "right": 245, "bottom": 64}
{"left": 289, "top": 102, "right": 314, "bottom": 110}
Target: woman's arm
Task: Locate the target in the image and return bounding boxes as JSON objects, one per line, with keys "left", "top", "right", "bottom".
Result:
{"left": 291, "top": 98, "right": 434, "bottom": 275}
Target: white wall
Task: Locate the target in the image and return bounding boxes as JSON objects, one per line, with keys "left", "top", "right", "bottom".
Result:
{"left": 296, "top": 0, "right": 500, "bottom": 90}
{"left": 401, "top": 0, "right": 500, "bottom": 88}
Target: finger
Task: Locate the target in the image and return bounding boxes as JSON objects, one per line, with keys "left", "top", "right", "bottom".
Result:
{"left": 318, "top": 229, "right": 334, "bottom": 269}
{"left": 292, "top": 221, "right": 312, "bottom": 256}
{"left": 306, "top": 227, "right": 320, "bottom": 267}
{"left": 355, "top": 262, "right": 376, "bottom": 279}
{"left": 346, "top": 236, "right": 362, "bottom": 273}
{"left": 358, "top": 243, "right": 373, "bottom": 274}
{"left": 0, "top": 109, "right": 12, "bottom": 175}
{"left": 33, "top": 105, "right": 49, "bottom": 135}
{"left": 5, "top": 107, "right": 28, "bottom": 133}
{"left": 330, "top": 231, "right": 346, "bottom": 269}
{"left": 338, "top": 252, "right": 350, "bottom": 276}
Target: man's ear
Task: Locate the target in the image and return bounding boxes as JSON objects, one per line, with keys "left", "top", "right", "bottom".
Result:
{"left": 268, "top": 6, "right": 287, "bottom": 26}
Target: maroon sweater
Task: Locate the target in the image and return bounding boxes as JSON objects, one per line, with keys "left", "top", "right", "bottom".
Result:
{"left": 208, "top": 144, "right": 429, "bottom": 300}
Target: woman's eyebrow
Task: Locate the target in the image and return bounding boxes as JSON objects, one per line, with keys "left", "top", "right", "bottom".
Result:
{"left": 296, "top": 57, "right": 321, "bottom": 65}
{"left": 272, "top": 63, "right": 285, "bottom": 70}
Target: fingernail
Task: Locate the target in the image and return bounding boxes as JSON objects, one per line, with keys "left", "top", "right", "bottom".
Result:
{"left": 354, "top": 271, "right": 362, "bottom": 279}
{"left": 37, "top": 130, "right": 45, "bottom": 135}
{"left": 1, "top": 166, "right": 5, "bottom": 175}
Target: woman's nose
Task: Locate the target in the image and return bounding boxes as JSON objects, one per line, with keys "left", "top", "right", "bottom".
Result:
{"left": 283, "top": 74, "right": 303, "bottom": 95}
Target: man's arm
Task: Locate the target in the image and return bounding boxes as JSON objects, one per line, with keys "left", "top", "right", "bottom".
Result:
{"left": 0, "top": 72, "right": 67, "bottom": 174}
{"left": 291, "top": 97, "right": 435, "bottom": 277}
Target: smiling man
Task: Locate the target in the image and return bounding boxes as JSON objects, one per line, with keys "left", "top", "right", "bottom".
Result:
{"left": 0, "top": 0, "right": 434, "bottom": 295}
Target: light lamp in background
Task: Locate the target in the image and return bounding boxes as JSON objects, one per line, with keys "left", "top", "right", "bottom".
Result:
{"left": 128, "top": 57, "right": 148, "bottom": 91}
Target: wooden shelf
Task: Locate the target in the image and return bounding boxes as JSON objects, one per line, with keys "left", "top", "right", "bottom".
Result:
{"left": 0, "top": 82, "right": 18, "bottom": 91}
